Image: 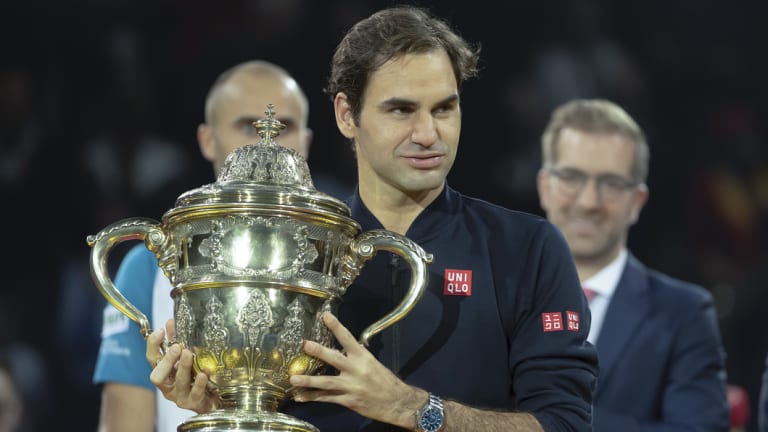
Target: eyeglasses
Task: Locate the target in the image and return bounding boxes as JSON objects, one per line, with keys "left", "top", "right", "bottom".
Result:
{"left": 547, "top": 167, "right": 639, "bottom": 201}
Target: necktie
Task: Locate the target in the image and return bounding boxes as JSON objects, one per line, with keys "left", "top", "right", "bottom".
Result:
{"left": 583, "top": 287, "right": 597, "bottom": 303}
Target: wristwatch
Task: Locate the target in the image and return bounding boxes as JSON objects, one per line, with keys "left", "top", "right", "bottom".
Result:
{"left": 415, "top": 393, "right": 445, "bottom": 432}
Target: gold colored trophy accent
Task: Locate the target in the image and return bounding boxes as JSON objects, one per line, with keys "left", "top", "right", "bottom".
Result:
{"left": 87, "top": 105, "right": 433, "bottom": 432}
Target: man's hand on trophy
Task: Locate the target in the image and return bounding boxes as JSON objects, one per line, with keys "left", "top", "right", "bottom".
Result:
{"left": 146, "top": 319, "right": 220, "bottom": 414}
{"left": 290, "top": 312, "right": 427, "bottom": 429}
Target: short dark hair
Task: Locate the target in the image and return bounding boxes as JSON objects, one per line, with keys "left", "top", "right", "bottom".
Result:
{"left": 541, "top": 99, "right": 650, "bottom": 183}
{"left": 325, "top": 6, "right": 480, "bottom": 122}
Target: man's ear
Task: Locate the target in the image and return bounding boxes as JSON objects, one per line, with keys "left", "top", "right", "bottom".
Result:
{"left": 197, "top": 123, "right": 216, "bottom": 163}
{"left": 301, "top": 128, "right": 313, "bottom": 159}
{"left": 628, "top": 184, "right": 649, "bottom": 225}
{"left": 536, "top": 168, "right": 552, "bottom": 211}
{"left": 334, "top": 93, "right": 355, "bottom": 139}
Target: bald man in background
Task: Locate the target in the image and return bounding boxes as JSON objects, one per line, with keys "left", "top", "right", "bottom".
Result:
{"left": 92, "top": 60, "right": 322, "bottom": 432}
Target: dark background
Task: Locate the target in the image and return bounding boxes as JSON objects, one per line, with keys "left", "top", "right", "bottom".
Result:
{"left": 1, "top": 0, "right": 766, "bottom": 430}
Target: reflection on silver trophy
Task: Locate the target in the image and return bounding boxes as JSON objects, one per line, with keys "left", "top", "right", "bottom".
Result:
{"left": 87, "top": 106, "right": 433, "bottom": 432}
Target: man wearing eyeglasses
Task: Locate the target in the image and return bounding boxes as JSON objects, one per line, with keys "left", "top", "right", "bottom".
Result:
{"left": 537, "top": 99, "right": 730, "bottom": 430}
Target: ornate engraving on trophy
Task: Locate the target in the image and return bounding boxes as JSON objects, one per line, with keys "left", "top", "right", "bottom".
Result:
{"left": 198, "top": 215, "right": 318, "bottom": 279}
{"left": 312, "top": 301, "right": 333, "bottom": 348}
{"left": 218, "top": 140, "right": 313, "bottom": 189}
{"left": 278, "top": 299, "right": 305, "bottom": 361}
{"left": 175, "top": 294, "right": 195, "bottom": 348}
{"left": 237, "top": 290, "right": 274, "bottom": 348}
{"left": 199, "top": 295, "right": 233, "bottom": 381}
{"left": 176, "top": 223, "right": 195, "bottom": 280}
{"left": 304, "top": 301, "right": 334, "bottom": 373}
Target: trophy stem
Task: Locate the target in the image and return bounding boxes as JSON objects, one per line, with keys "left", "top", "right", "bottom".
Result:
{"left": 220, "top": 387, "right": 283, "bottom": 412}
{"left": 177, "top": 387, "right": 319, "bottom": 432}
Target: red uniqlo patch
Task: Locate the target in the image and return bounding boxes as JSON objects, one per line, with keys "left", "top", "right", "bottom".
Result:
{"left": 566, "top": 311, "right": 580, "bottom": 332}
{"left": 542, "top": 312, "right": 563, "bottom": 332}
{"left": 443, "top": 269, "right": 472, "bottom": 296}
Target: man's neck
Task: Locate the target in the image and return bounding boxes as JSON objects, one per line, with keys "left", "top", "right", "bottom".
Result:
{"left": 574, "top": 248, "right": 623, "bottom": 282}
{"left": 575, "top": 262, "right": 603, "bottom": 283}
{"left": 358, "top": 182, "right": 443, "bottom": 235}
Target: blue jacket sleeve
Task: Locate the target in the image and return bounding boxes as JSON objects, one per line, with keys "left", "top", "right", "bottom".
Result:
{"left": 502, "top": 221, "right": 598, "bottom": 431}
{"left": 92, "top": 244, "right": 158, "bottom": 391}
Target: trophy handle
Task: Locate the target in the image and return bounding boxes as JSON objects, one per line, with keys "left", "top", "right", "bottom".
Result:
{"left": 86, "top": 217, "right": 167, "bottom": 338}
{"left": 344, "top": 230, "right": 434, "bottom": 346}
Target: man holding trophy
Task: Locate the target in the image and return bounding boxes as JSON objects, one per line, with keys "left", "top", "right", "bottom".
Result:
{"left": 139, "top": 6, "right": 598, "bottom": 431}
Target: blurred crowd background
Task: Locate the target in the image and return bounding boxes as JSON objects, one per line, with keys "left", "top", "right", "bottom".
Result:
{"left": 1, "top": 0, "right": 766, "bottom": 430}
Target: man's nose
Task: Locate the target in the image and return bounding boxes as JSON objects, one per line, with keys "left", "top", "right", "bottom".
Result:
{"left": 575, "top": 178, "right": 601, "bottom": 208}
{"left": 411, "top": 112, "right": 438, "bottom": 146}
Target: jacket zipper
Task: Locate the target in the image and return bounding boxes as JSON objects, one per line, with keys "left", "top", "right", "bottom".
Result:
{"left": 388, "top": 253, "right": 402, "bottom": 432}
{"left": 389, "top": 253, "right": 401, "bottom": 373}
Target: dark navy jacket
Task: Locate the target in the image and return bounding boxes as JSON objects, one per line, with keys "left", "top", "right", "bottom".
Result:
{"left": 285, "top": 185, "right": 598, "bottom": 431}
{"left": 591, "top": 254, "right": 729, "bottom": 430}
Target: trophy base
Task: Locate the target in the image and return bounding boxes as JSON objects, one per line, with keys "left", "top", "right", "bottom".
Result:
{"left": 178, "top": 410, "right": 319, "bottom": 432}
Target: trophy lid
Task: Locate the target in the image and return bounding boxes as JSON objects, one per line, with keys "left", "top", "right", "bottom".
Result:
{"left": 168, "top": 105, "right": 351, "bottom": 218}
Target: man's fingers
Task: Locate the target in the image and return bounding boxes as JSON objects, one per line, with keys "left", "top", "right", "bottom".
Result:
{"left": 189, "top": 372, "right": 211, "bottom": 403}
{"left": 164, "top": 318, "right": 176, "bottom": 341}
{"left": 173, "top": 348, "right": 195, "bottom": 389}
{"left": 150, "top": 344, "right": 181, "bottom": 387}
{"left": 293, "top": 387, "right": 344, "bottom": 403}
{"left": 290, "top": 373, "right": 344, "bottom": 392}
{"left": 146, "top": 327, "right": 166, "bottom": 365}
{"left": 302, "top": 339, "right": 348, "bottom": 369}
{"left": 298, "top": 312, "right": 370, "bottom": 373}
{"left": 322, "top": 312, "right": 364, "bottom": 355}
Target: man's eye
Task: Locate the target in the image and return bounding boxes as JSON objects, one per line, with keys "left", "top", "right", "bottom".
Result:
{"left": 391, "top": 107, "right": 413, "bottom": 115}
{"left": 241, "top": 124, "right": 259, "bottom": 135}
{"left": 277, "top": 120, "right": 296, "bottom": 133}
{"left": 559, "top": 171, "right": 583, "bottom": 182}
{"left": 602, "top": 177, "right": 629, "bottom": 190}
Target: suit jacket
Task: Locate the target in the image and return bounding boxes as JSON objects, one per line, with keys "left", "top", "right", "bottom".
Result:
{"left": 592, "top": 253, "right": 730, "bottom": 431}
{"left": 758, "top": 355, "right": 768, "bottom": 432}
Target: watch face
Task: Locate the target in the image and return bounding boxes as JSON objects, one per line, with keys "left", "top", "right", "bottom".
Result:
{"left": 419, "top": 406, "right": 444, "bottom": 432}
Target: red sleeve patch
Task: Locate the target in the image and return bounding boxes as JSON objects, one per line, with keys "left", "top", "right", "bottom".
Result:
{"left": 565, "top": 311, "right": 580, "bottom": 332}
{"left": 542, "top": 312, "right": 563, "bottom": 332}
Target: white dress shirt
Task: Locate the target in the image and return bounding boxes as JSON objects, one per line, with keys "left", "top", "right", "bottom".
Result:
{"left": 582, "top": 249, "right": 628, "bottom": 345}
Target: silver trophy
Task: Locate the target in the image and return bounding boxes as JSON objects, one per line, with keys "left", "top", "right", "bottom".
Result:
{"left": 87, "top": 106, "right": 433, "bottom": 432}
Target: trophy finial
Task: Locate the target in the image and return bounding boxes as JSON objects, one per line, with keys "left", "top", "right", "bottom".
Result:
{"left": 217, "top": 103, "right": 314, "bottom": 188}
{"left": 253, "top": 104, "right": 286, "bottom": 144}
